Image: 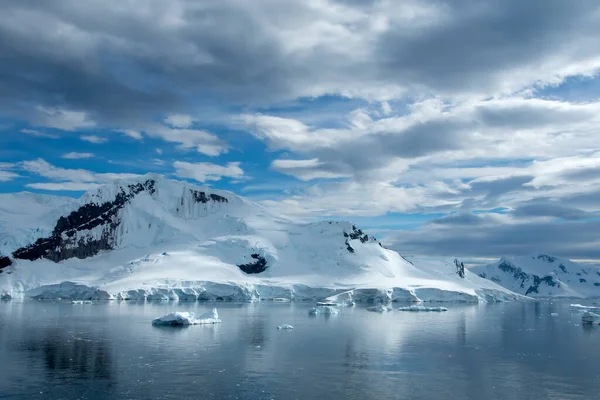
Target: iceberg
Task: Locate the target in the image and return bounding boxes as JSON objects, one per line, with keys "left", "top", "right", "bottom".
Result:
{"left": 72, "top": 300, "right": 93, "bottom": 304}
{"left": 581, "top": 311, "right": 600, "bottom": 325}
{"left": 152, "top": 308, "right": 221, "bottom": 326}
{"left": 397, "top": 305, "right": 448, "bottom": 312}
{"left": 277, "top": 324, "right": 294, "bottom": 330}
{"left": 367, "top": 304, "right": 392, "bottom": 313}
{"left": 308, "top": 305, "right": 340, "bottom": 316}
{"left": 550, "top": 312, "right": 559, "bottom": 317}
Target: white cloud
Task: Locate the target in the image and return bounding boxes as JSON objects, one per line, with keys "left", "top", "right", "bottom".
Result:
{"left": 34, "top": 106, "right": 96, "bottom": 131}
{"left": 26, "top": 182, "right": 102, "bottom": 191}
{"left": 80, "top": 135, "right": 108, "bottom": 144}
{"left": 0, "top": 171, "right": 19, "bottom": 182}
{"left": 164, "top": 114, "right": 194, "bottom": 128}
{"left": 174, "top": 161, "right": 244, "bottom": 182}
{"left": 142, "top": 124, "right": 228, "bottom": 156}
{"left": 62, "top": 152, "right": 95, "bottom": 159}
{"left": 20, "top": 128, "right": 58, "bottom": 139}
{"left": 271, "top": 158, "right": 351, "bottom": 181}
{"left": 21, "top": 159, "right": 142, "bottom": 190}
{"left": 121, "top": 129, "right": 143, "bottom": 140}
{"left": 155, "top": 148, "right": 163, "bottom": 155}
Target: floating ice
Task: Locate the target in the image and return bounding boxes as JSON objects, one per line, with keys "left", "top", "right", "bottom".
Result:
{"left": 581, "top": 311, "right": 600, "bottom": 325}
{"left": 397, "top": 305, "right": 448, "bottom": 312}
{"left": 152, "top": 308, "right": 221, "bottom": 326}
{"left": 308, "top": 305, "right": 340, "bottom": 316}
{"left": 273, "top": 298, "right": 291, "bottom": 303}
{"left": 367, "top": 304, "right": 392, "bottom": 313}
{"left": 72, "top": 300, "right": 93, "bottom": 304}
{"left": 277, "top": 324, "right": 294, "bottom": 330}
{"left": 550, "top": 312, "right": 559, "bottom": 317}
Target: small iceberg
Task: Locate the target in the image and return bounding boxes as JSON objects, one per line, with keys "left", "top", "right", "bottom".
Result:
{"left": 273, "top": 298, "right": 291, "bottom": 303}
{"left": 582, "top": 311, "right": 600, "bottom": 325}
{"left": 308, "top": 306, "right": 340, "bottom": 316}
{"left": 152, "top": 308, "right": 221, "bottom": 326}
{"left": 316, "top": 301, "right": 337, "bottom": 307}
{"left": 550, "top": 313, "right": 559, "bottom": 317}
{"left": 367, "top": 304, "right": 392, "bottom": 313}
{"left": 277, "top": 324, "right": 294, "bottom": 330}
{"left": 570, "top": 304, "right": 600, "bottom": 312}
{"left": 72, "top": 300, "right": 93, "bottom": 304}
{"left": 397, "top": 305, "right": 448, "bottom": 312}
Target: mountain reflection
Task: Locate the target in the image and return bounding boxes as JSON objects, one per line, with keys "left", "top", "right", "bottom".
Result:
{"left": 16, "top": 327, "right": 115, "bottom": 382}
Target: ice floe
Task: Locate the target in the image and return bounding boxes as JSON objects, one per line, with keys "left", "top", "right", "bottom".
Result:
{"left": 152, "top": 308, "right": 221, "bottom": 326}
{"left": 397, "top": 305, "right": 448, "bottom": 312}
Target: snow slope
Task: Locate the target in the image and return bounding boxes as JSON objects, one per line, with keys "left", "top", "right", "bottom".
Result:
{"left": 471, "top": 254, "right": 600, "bottom": 298}
{"left": 0, "top": 174, "right": 524, "bottom": 303}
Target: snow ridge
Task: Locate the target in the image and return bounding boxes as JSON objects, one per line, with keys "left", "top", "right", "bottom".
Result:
{"left": 472, "top": 254, "right": 600, "bottom": 298}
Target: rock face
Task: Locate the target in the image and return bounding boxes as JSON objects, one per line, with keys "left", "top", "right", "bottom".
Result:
{"left": 238, "top": 254, "right": 268, "bottom": 274}
{"left": 472, "top": 254, "right": 600, "bottom": 298}
{"left": 8, "top": 178, "right": 231, "bottom": 264}
{"left": 0, "top": 255, "right": 11, "bottom": 270}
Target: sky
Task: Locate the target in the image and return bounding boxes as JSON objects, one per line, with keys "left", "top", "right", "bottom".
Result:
{"left": 2, "top": 0, "right": 600, "bottom": 261}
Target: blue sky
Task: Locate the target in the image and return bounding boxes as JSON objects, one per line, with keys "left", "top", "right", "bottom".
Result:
{"left": 2, "top": 0, "right": 600, "bottom": 260}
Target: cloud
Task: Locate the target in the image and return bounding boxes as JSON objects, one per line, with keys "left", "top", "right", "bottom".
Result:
{"left": 174, "top": 161, "right": 244, "bottom": 183}
{"left": 121, "top": 130, "right": 143, "bottom": 140}
{"left": 271, "top": 158, "right": 352, "bottom": 181}
{"left": 385, "top": 212, "right": 600, "bottom": 260}
{"left": 0, "top": 171, "right": 19, "bottom": 182}
{"left": 62, "top": 152, "right": 94, "bottom": 159}
{"left": 34, "top": 106, "right": 96, "bottom": 131}
{"left": 142, "top": 124, "right": 227, "bottom": 156}
{"left": 20, "top": 159, "right": 141, "bottom": 191}
{"left": 20, "top": 128, "right": 58, "bottom": 139}
{"left": 80, "top": 135, "right": 107, "bottom": 144}
{"left": 26, "top": 182, "right": 102, "bottom": 191}
{"left": 164, "top": 114, "right": 194, "bottom": 128}
{"left": 2, "top": 0, "right": 599, "bottom": 131}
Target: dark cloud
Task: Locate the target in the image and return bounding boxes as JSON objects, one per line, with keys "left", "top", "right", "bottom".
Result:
{"left": 387, "top": 213, "right": 600, "bottom": 259}
{"left": 376, "top": 0, "right": 600, "bottom": 94}
{"left": 512, "top": 202, "right": 594, "bottom": 220}
{"left": 1, "top": 0, "right": 599, "bottom": 129}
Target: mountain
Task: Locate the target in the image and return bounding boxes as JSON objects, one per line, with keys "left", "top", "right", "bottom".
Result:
{"left": 0, "top": 174, "right": 524, "bottom": 302}
{"left": 471, "top": 254, "right": 600, "bottom": 298}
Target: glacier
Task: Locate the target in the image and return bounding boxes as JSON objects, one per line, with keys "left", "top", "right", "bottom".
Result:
{"left": 0, "top": 174, "right": 527, "bottom": 303}
{"left": 472, "top": 254, "right": 600, "bottom": 298}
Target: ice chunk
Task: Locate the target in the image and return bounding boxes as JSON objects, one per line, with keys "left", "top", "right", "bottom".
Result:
{"left": 152, "top": 308, "right": 221, "bottom": 326}
{"left": 273, "top": 298, "right": 291, "bottom": 302}
{"left": 397, "top": 305, "right": 448, "bottom": 312}
{"left": 72, "top": 300, "right": 93, "bottom": 304}
{"left": 367, "top": 304, "right": 392, "bottom": 313}
{"left": 277, "top": 324, "right": 294, "bottom": 330}
{"left": 550, "top": 312, "right": 559, "bottom": 317}
{"left": 309, "top": 305, "right": 340, "bottom": 316}
{"left": 581, "top": 311, "right": 600, "bottom": 325}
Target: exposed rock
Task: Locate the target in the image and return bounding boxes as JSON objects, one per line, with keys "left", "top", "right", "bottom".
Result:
{"left": 454, "top": 258, "right": 465, "bottom": 279}
{"left": 0, "top": 255, "right": 11, "bottom": 270}
{"left": 237, "top": 253, "right": 268, "bottom": 274}
{"left": 189, "top": 189, "right": 228, "bottom": 204}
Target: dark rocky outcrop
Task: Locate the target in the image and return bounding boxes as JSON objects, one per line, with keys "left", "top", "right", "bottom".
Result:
{"left": 237, "top": 253, "right": 268, "bottom": 274}
{"left": 11, "top": 180, "right": 156, "bottom": 263}
{"left": 343, "top": 225, "right": 377, "bottom": 254}
{"left": 559, "top": 264, "right": 567, "bottom": 273}
{"left": 525, "top": 275, "right": 559, "bottom": 296}
{"left": 537, "top": 254, "right": 557, "bottom": 263}
{"left": 454, "top": 258, "right": 465, "bottom": 279}
{"left": 189, "top": 189, "right": 228, "bottom": 204}
{"left": 0, "top": 255, "right": 11, "bottom": 270}
{"left": 580, "top": 278, "right": 587, "bottom": 283}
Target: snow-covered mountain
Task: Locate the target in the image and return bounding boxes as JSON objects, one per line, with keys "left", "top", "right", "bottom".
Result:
{"left": 471, "top": 254, "right": 600, "bottom": 298}
{"left": 0, "top": 174, "right": 524, "bottom": 302}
